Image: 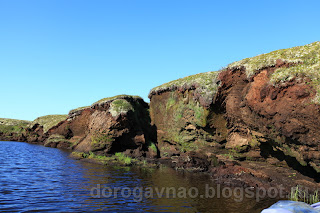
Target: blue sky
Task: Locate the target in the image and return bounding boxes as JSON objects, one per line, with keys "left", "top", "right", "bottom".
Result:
{"left": 1, "top": 0, "right": 319, "bottom": 121}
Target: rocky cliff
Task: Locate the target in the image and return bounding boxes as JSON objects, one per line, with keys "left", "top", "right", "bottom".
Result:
{"left": 0, "top": 118, "right": 31, "bottom": 142}
{"left": 149, "top": 41, "right": 320, "bottom": 190}
{"left": 49, "top": 95, "right": 157, "bottom": 158}
{"left": 1, "top": 41, "right": 320, "bottom": 192}
{"left": 0, "top": 115, "right": 67, "bottom": 143}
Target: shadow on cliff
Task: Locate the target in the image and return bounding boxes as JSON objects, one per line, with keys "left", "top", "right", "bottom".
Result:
{"left": 260, "top": 140, "right": 320, "bottom": 182}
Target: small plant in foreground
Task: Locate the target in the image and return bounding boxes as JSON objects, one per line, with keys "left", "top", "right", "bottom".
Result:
{"left": 290, "top": 185, "right": 319, "bottom": 204}
{"left": 115, "top": 152, "right": 132, "bottom": 165}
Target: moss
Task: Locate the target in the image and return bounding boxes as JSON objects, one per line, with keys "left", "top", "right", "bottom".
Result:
{"left": 68, "top": 106, "right": 90, "bottom": 115}
{"left": 114, "top": 152, "right": 132, "bottom": 165}
{"left": 0, "top": 118, "right": 30, "bottom": 134}
{"left": 172, "top": 97, "right": 209, "bottom": 127}
{"left": 148, "top": 142, "right": 157, "bottom": 152}
{"left": 221, "top": 153, "right": 235, "bottom": 160}
{"left": 91, "top": 132, "right": 114, "bottom": 151}
{"left": 179, "top": 142, "right": 199, "bottom": 153}
{"left": 249, "top": 135, "right": 260, "bottom": 148}
{"left": 281, "top": 144, "right": 308, "bottom": 167}
{"left": 166, "top": 97, "right": 176, "bottom": 110}
{"left": 210, "top": 155, "right": 219, "bottom": 167}
{"left": 31, "top": 114, "right": 67, "bottom": 133}
{"left": 149, "top": 71, "right": 220, "bottom": 105}
{"left": 228, "top": 41, "right": 319, "bottom": 77}
{"left": 109, "top": 99, "right": 134, "bottom": 117}
{"left": 91, "top": 94, "right": 142, "bottom": 106}
{"left": 155, "top": 91, "right": 213, "bottom": 151}
{"left": 228, "top": 42, "right": 320, "bottom": 103}
{"left": 71, "top": 151, "right": 158, "bottom": 168}
{"left": 70, "top": 151, "right": 86, "bottom": 159}
{"left": 222, "top": 149, "right": 245, "bottom": 160}
{"left": 0, "top": 118, "right": 31, "bottom": 127}
{"left": 44, "top": 134, "right": 71, "bottom": 147}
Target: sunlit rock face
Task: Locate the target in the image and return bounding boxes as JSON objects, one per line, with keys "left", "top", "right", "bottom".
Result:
{"left": 49, "top": 95, "right": 158, "bottom": 158}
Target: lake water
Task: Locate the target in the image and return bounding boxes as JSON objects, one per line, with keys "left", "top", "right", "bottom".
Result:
{"left": 0, "top": 141, "right": 276, "bottom": 212}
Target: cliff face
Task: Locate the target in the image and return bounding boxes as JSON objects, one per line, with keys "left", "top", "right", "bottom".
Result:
{"left": 1, "top": 41, "right": 320, "bottom": 190}
{"left": 0, "top": 115, "right": 67, "bottom": 144}
{"left": 0, "top": 118, "right": 31, "bottom": 142}
{"left": 149, "top": 42, "right": 320, "bottom": 187}
{"left": 219, "top": 42, "right": 320, "bottom": 178}
{"left": 149, "top": 72, "right": 227, "bottom": 157}
{"left": 217, "top": 65, "right": 320, "bottom": 177}
{"left": 49, "top": 95, "right": 157, "bottom": 158}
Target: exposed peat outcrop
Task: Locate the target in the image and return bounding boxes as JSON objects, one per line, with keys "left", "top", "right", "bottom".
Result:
{"left": 49, "top": 95, "right": 158, "bottom": 158}
{"left": 148, "top": 41, "right": 320, "bottom": 192}
{"left": 0, "top": 115, "right": 67, "bottom": 144}
{"left": 1, "top": 41, "right": 320, "bottom": 192}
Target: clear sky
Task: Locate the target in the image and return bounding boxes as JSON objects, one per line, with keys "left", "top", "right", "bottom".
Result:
{"left": 0, "top": 0, "right": 319, "bottom": 121}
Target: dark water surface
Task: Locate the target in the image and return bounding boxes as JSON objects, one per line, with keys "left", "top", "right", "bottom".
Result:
{"left": 0, "top": 141, "right": 275, "bottom": 212}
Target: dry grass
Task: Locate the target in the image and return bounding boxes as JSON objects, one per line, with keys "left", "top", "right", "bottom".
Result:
{"left": 30, "top": 115, "right": 67, "bottom": 133}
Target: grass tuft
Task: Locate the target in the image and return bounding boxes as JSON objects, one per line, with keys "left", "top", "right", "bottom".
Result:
{"left": 109, "top": 99, "right": 134, "bottom": 117}
{"left": 30, "top": 115, "right": 67, "bottom": 133}
{"left": 228, "top": 41, "right": 320, "bottom": 103}
{"left": 149, "top": 71, "right": 220, "bottom": 105}
{"left": 91, "top": 94, "right": 142, "bottom": 107}
{"left": 290, "top": 185, "right": 320, "bottom": 204}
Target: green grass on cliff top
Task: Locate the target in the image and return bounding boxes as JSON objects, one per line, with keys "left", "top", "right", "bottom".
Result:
{"left": 0, "top": 118, "right": 31, "bottom": 134}
{"left": 30, "top": 114, "right": 68, "bottom": 133}
{"left": 149, "top": 71, "right": 220, "bottom": 98}
{"left": 68, "top": 95, "right": 142, "bottom": 116}
{"left": 68, "top": 106, "right": 90, "bottom": 115}
{"left": 228, "top": 41, "right": 320, "bottom": 83}
{"left": 109, "top": 99, "right": 134, "bottom": 117}
{"left": 91, "top": 94, "right": 142, "bottom": 106}
{"left": 0, "top": 118, "right": 31, "bottom": 127}
{"left": 150, "top": 42, "right": 320, "bottom": 102}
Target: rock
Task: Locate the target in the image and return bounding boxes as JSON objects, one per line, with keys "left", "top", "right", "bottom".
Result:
{"left": 44, "top": 134, "right": 72, "bottom": 149}
{"left": 149, "top": 41, "right": 320, "bottom": 188}
{"left": 174, "top": 151, "right": 211, "bottom": 172}
{"left": 225, "top": 133, "right": 249, "bottom": 149}
{"left": 49, "top": 95, "right": 158, "bottom": 158}
{"left": 185, "top": 124, "right": 196, "bottom": 131}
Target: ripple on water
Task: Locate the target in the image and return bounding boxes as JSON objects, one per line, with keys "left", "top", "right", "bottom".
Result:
{"left": 0, "top": 141, "right": 275, "bottom": 212}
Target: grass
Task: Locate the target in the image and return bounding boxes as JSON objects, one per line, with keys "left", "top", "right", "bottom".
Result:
{"left": 172, "top": 97, "right": 209, "bottom": 127}
{"left": 221, "top": 153, "right": 235, "bottom": 160}
{"left": 149, "top": 71, "right": 220, "bottom": 106}
{"left": 91, "top": 94, "right": 142, "bottom": 106}
{"left": 30, "top": 114, "right": 68, "bottom": 133}
{"left": 0, "top": 118, "right": 31, "bottom": 126}
{"left": 179, "top": 142, "right": 199, "bottom": 153}
{"left": 71, "top": 151, "right": 133, "bottom": 165}
{"left": 68, "top": 106, "right": 90, "bottom": 115}
{"left": 109, "top": 99, "right": 134, "bottom": 117}
{"left": 228, "top": 41, "right": 320, "bottom": 103}
{"left": 166, "top": 97, "right": 176, "bottom": 110}
{"left": 71, "top": 151, "right": 158, "bottom": 169}
{"left": 148, "top": 142, "right": 157, "bottom": 152}
{"left": 91, "top": 132, "right": 113, "bottom": 151}
{"left": 68, "top": 95, "right": 143, "bottom": 118}
{"left": 0, "top": 118, "right": 30, "bottom": 134}
{"left": 228, "top": 41, "right": 320, "bottom": 78}
{"left": 114, "top": 152, "right": 132, "bottom": 165}
{"left": 290, "top": 185, "right": 319, "bottom": 204}
{"left": 44, "top": 134, "right": 71, "bottom": 147}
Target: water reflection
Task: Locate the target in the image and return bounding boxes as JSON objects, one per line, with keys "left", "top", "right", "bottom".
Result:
{"left": 0, "top": 141, "right": 275, "bottom": 212}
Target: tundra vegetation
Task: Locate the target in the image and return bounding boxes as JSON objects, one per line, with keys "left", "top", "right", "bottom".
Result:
{"left": 30, "top": 115, "right": 68, "bottom": 133}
